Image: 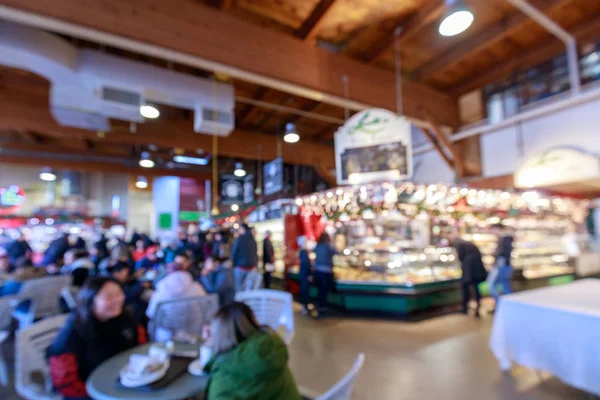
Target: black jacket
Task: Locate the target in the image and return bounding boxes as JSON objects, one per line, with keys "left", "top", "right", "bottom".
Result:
{"left": 231, "top": 232, "right": 258, "bottom": 268}
{"left": 47, "top": 312, "right": 146, "bottom": 399}
{"left": 263, "top": 238, "right": 275, "bottom": 265}
{"left": 495, "top": 235, "right": 514, "bottom": 264}
{"left": 454, "top": 239, "right": 487, "bottom": 284}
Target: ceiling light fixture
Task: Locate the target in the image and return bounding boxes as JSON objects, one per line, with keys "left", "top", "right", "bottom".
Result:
{"left": 139, "top": 152, "right": 155, "bottom": 168}
{"left": 439, "top": 0, "right": 474, "bottom": 37}
{"left": 140, "top": 105, "right": 160, "bottom": 119}
{"left": 231, "top": 204, "right": 239, "bottom": 212}
{"left": 40, "top": 168, "right": 57, "bottom": 182}
{"left": 234, "top": 162, "right": 246, "bottom": 177}
{"left": 284, "top": 122, "right": 300, "bottom": 143}
{"left": 135, "top": 176, "right": 148, "bottom": 189}
{"left": 173, "top": 155, "right": 209, "bottom": 166}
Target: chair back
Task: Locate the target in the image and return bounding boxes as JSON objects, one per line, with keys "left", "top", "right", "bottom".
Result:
{"left": 18, "top": 276, "right": 70, "bottom": 319}
{"left": 240, "top": 271, "right": 263, "bottom": 291}
{"left": 150, "top": 294, "right": 219, "bottom": 341}
{"left": 0, "top": 295, "right": 17, "bottom": 332}
{"left": 317, "top": 353, "right": 365, "bottom": 400}
{"left": 15, "top": 314, "right": 68, "bottom": 400}
{"left": 235, "top": 289, "right": 294, "bottom": 343}
{"left": 60, "top": 287, "right": 79, "bottom": 311}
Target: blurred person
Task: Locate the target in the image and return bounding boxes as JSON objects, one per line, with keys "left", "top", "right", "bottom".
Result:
{"left": 105, "top": 261, "right": 148, "bottom": 322}
{"left": 0, "top": 258, "right": 46, "bottom": 296}
{"left": 203, "top": 302, "right": 301, "bottom": 400}
{"left": 163, "top": 239, "right": 179, "bottom": 264}
{"left": 313, "top": 233, "right": 337, "bottom": 317}
{"left": 450, "top": 232, "right": 488, "bottom": 318}
{"left": 131, "top": 239, "right": 146, "bottom": 263}
{"left": 146, "top": 261, "right": 206, "bottom": 319}
{"left": 188, "top": 233, "right": 204, "bottom": 266}
{"left": 72, "top": 236, "right": 87, "bottom": 250}
{"left": 47, "top": 276, "right": 147, "bottom": 400}
{"left": 200, "top": 257, "right": 235, "bottom": 306}
{"left": 487, "top": 223, "right": 514, "bottom": 304}
{"left": 61, "top": 249, "right": 94, "bottom": 287}
{"left": 297, "top": 236, "right": 313, "bottom": 315}
{"left": 262, "top": 231, "right": 275, "bottom": 289}
{"left": 129, "top": 230, "right": 142, "bottom": 248}
{"left": 203, "top": 232, "right": 215, "bottom": 260}
{"left": 134, "top": 245, "right": 160, "bottom": 273}
{"left": 42, "top": 233, "right": 70, "bottom": 268}
{"left": 6, "top": 232, "right": 32, "bottom": 267}
{"left": 0, "top": 248, "right": 10, "bottom": 278}
{"left": 231, "top": 224, "right": 258, "bottom": 292}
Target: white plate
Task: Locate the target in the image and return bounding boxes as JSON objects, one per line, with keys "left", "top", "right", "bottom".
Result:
{"left": 120, "top": 360, "right": 170, "bottom": 388}
{"left": 187, "top": 358, "right": 206, "bottom": 376}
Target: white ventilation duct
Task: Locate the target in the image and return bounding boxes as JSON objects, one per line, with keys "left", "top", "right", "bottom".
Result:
{"left": 0, "top": 21, "right": 235, "bottom": 136}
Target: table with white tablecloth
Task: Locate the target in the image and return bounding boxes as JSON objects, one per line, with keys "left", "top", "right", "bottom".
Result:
{"left": 490, "top": 279, "right": 600, "bottom": 396}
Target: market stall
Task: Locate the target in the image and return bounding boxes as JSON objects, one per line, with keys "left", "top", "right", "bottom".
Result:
{"left": 289, "top": 183, "right": 591, "bottom": 316}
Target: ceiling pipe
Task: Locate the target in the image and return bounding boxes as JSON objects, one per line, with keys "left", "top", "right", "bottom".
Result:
{"left": 504, "top": 0, "right": 580, "bottom": 95}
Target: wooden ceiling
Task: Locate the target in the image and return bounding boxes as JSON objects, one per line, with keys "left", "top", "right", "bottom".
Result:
{"left": 1, "top": 0, "right": 600, "bottom": 179}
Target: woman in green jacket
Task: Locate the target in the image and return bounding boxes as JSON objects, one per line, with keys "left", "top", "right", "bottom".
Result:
{"left": 204, "top": 302, "right": 301, "bottom": 400}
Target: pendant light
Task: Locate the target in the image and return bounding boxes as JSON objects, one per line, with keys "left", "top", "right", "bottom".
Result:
{"left": 283, "top": 122, "right": 300, "bottom": 143}
{"left": 135, "top": 176, "right": 148, "bottom": 189}
{"left": 139, "top": 152, "right": 155, "bottom": 168}
{"left": 40, "top": 167, "right": 57, "bottom": 182}
{"left": 439, "top": 0, "right": 474, "bottom": 37}
{"left": 140, "top": 105, "right": 160, "bottom": 119}
{"left": 234, "top": 162, "right": 246, "bottom": 177}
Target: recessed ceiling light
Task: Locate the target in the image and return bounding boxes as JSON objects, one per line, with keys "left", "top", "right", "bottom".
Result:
{"left": 234, "top": 162, "right": 246, "bottom": 177}
{"left": 439, "top": 1, "right": 474, "bottom": 37}
{"left": 140, "top": 105, "right": 160, "bottom": 119}
{"left": 135, "top": 176, "right": 148, "bottom": 189}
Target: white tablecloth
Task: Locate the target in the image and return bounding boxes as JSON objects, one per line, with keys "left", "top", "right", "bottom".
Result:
{"left": 490, "top": 279, "right": 600, "bottom": 395}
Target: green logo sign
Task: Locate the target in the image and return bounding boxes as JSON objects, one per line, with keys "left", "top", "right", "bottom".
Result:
{"left": 348, "top": 111, "right": 389, "bottom": 135}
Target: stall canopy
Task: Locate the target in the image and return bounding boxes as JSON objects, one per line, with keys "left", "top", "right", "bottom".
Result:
{"left": 515, "top": 146, "right": 600, "bottom": 195}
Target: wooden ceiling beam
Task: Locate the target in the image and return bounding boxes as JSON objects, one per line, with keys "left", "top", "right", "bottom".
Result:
{"left": 451, "top": 11, "right": 600, "bottom": 96}
{"left": 414, "top": 0, "right": 564, "bottom": 82}
{"left": 295, "top": 0, "right": 338, "bottom": 41}
{"left": 0, "top": 0, "right": 459, "bottom": 127}
{"left": 365, "top": 0, "right": 445, "bottom": 64}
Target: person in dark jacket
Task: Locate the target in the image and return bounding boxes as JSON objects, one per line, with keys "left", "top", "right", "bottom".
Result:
{"left": 106, "top": 261, "right": 148, "bottom": 323}
{"left": 297, "top": 236, "right": 312, "bottom": 315}
{"left": 200, "top": 257, "right": 235, "bottom": 306}
{"left": 47, "top": 277, "right": 147, "bottom": 400}
{"left": 262, "top": 231, "right": 275, "bottom": 289}
{"left": 313, "top": 233, "right": 337, "bottom": 316}
{"left": 451, "top": 234, "right": 488, "bottom": 317}
{"left": 488, "top": 223, "right": 515, "bottom": 304}
{"left": 43, "top": 233, "right": 70, "bottom": 268}
{"left": 231, "top": 224, "right": 258, "bottom": 291}
{"left": 6, "top": 233, "right": 32, "bottom": 268}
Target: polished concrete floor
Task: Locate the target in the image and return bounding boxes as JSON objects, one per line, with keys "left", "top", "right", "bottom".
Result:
{"left": 0, "top": 308, "right": 591, "bottom": 399}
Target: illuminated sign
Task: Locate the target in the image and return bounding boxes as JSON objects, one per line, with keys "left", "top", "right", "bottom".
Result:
{"left": 0, "top": 186, "right": 26, "bottom": 215}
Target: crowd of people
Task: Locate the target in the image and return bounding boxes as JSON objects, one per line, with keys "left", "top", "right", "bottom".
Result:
{"left": 0, "top": 223, "right": 303, "bottom": 400}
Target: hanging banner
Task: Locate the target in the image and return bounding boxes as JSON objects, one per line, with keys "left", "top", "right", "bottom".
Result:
{"left": 219, "top": 174, "right": 254, "bottom": 206}
{"left": 334, "top": 108, "right": 412, "bottom": 185}
{"left": 264, "top": 157, "right": 283, "bottom": 196}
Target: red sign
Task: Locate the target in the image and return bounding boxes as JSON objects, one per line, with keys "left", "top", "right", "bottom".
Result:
{"left": 0, "top": 186, "right": 26, "bottom": 215}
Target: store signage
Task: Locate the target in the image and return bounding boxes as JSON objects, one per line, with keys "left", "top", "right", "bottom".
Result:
{"left": 0, "top": 186, "right": 27, "bottom": 215}
{"left": 334, "top": 108, "right": 412, "bottom": 185}
{"left": 264, "top": 157, "right": 283, "bottom": 196}
{"left": 219, "top": 174, "right": 254, "bottom": 205}
{"left": 515, "top": 147, "right": 600, "bottom": 189}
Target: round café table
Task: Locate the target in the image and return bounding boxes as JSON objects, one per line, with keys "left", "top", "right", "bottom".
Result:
{"left": 86, "top": 343, "right": 208, "bottom": 400}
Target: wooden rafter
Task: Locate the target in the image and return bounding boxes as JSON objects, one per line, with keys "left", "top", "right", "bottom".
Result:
{"left": 414, "top": 0, "right": 564, "bottom": 82}
{"left": 428, "top": 119, "right": 465, "bottom": 177}
{"left": 451, "top": 11, "right": 600, "bottom": 96}
{"left": 420, "top": 127, "right": 454, "bottom": 170}
{"left": 295, "top": 0, "right": 338, "bottom": 41}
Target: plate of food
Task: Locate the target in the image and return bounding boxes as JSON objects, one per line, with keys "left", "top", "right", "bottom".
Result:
{"left": 120, "top": 351, "right": 170, "bottom": 388}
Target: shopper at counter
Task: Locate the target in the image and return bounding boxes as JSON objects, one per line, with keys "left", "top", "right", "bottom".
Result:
{"left": 297, "top": 236, "right": 313, "bottom": 315}
{"left": 451, "top": 234, "right": 487, "bottom": 318}
{"left": 200, "top": 257, "right": 235, "bottom": 306}
{"left": 47, "top": 277, "right": 147, "bottom": 400}
{"left": 487, "top": 223, "right": 514, "bottom": 304}
{"left": 6, "top": 233, "right": 32, "bottom": 267}
{"left": 313, "top": 233, "right": 337, "bottom": 317}
{"left": 231, "top": 224, "right": 258, "bottom": 291}
{"left": 262, "top": 231, "right": 275, "bottom": 289}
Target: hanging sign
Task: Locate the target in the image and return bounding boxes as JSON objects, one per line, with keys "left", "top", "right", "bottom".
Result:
{"left": 264, "top": 157, "right": 283, "bottom": 196}
{"left": 0, "top": 185, "right": 27, "bottom": 215}
{"left": 334, "top": 108, "right": 412, "bottom": 185}
{"left": 219, "top": 174, "right": 254, "bottom": 206}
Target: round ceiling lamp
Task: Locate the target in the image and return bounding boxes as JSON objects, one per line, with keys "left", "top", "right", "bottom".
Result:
{"left": 139, "top": 152, "right": 155, "bottom": 168}
{"left": 234, "top": 162, "right": 246, "bottom": 177}
{"left": 439, "top": 0, "right": 474, "bottom": 37}
{"left": 231, "top": 204, "right": 239, "bottom": 212}
{"left": 40, "top": 167, "right": 57, "bottom": 182}
{"left": 140, "top": 105, "right": 160, "bottom": 119}
{"left": 135, "top": 176, "right": 148, "bottom": 189}
{"left": 284, "top": 122, "right": 300, "bottom": 144}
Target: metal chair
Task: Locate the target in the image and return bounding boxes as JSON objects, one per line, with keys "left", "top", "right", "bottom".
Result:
{"left": 15, "top": 314, "right": 68, "bottom": 400}
{"left": 240, "top": 270, "right": 263, "bottom": 291}
{"left": 149, "top": 294, "right": 219, "bottom": 342}
{"left": 235, "top": 289, "right": 294, "bottom": 344}
{"left": 60, "top": 287, "right": 79, "bottom": 311}
{"left": 300, "top": 353, "right": 365, "bottom": 400}
{"left": 0, "top": 294, "right": 17, "bottom": 386}
{"left": 13, "top": 275, "right": 70, "bottom": 330}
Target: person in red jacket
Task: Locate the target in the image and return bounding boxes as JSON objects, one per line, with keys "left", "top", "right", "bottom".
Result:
{"left": 47, "top": 276, "right": 147, "bottom": 399}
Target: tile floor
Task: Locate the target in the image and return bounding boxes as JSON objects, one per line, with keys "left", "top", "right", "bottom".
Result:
{"left": 0, "top": 309, "right": 591, "bottom": 400}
